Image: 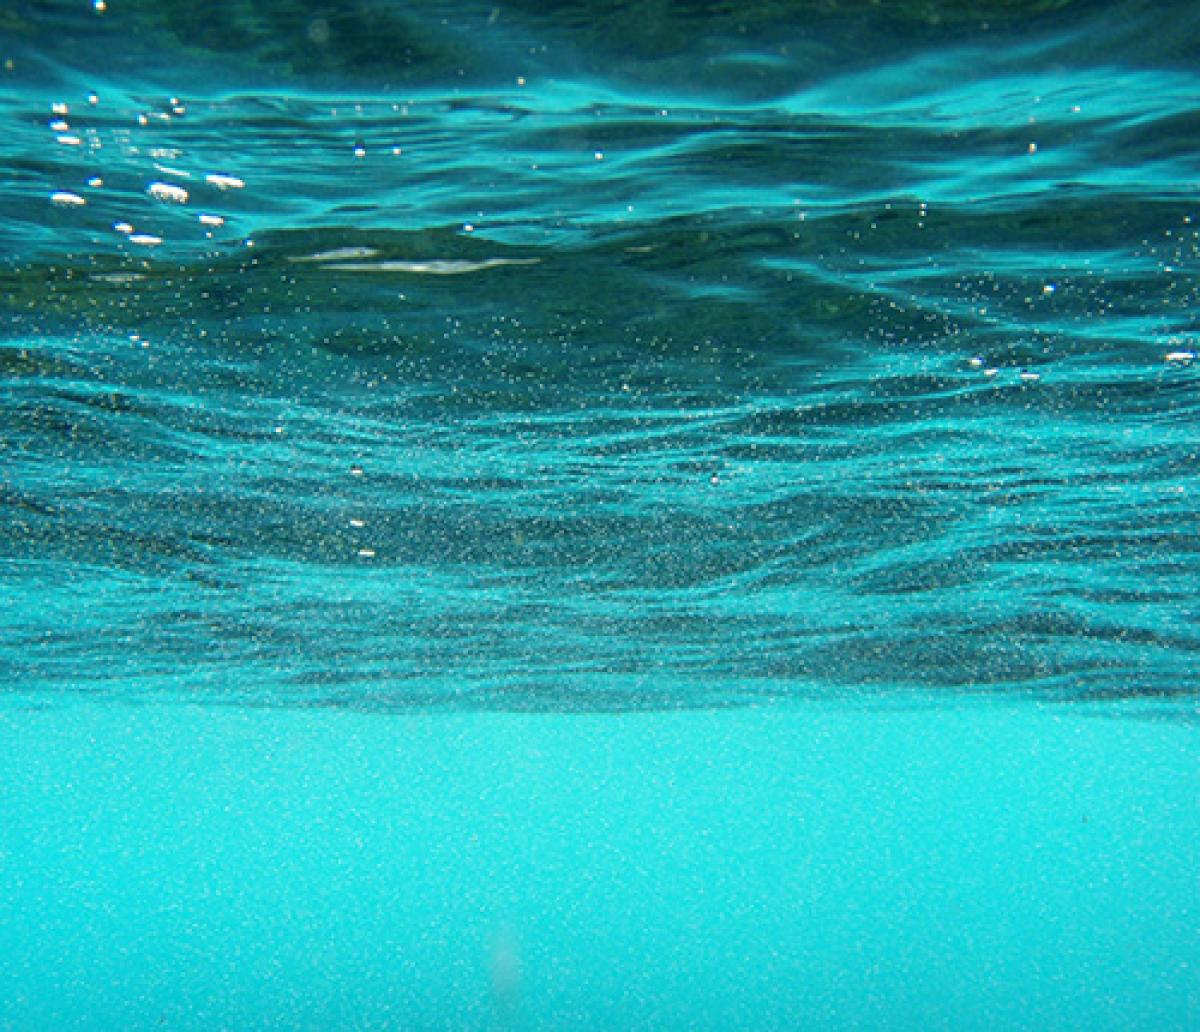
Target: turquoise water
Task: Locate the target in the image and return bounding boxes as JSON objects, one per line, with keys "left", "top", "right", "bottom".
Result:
{"left": 1, "top": 0, "right": 1198, "bottom": 1027}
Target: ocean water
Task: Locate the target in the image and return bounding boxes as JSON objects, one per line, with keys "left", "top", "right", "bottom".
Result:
{"left": 1, "top": 0, "right": 1198, "bottom": 1028}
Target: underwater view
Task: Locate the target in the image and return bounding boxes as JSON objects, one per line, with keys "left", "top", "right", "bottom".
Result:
{"left": 1, "top": 0, "right": 1198, "bottom": 1027}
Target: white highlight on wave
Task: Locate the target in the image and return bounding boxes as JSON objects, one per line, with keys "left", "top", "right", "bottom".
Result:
{"left": 308, "top": 258, "right": 541, "bottom": 274}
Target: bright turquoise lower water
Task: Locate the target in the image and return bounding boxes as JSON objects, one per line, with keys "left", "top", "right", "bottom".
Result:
{"left": 1, "top": 702, "right": 1197, "bottom": 1030}
{"left": 1, "top": 0, "right": 1198, "bottom": 1027}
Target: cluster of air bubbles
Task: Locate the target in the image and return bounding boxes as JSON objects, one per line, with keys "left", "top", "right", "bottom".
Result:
{"left": 345, "top": 465, "right": 376, "bottom": 560}
{"left": 44, "top": 92, "right": 247, "bottom": 252}
{"left": 966, "top": 356, "right": 1041, "bottom": 383}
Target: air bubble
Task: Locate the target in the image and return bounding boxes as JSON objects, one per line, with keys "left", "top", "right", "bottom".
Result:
{"left": 148, "top": 182, "right": 189, "bottom": 204}
{"left": 205, "top": 173, "right": 245, "bottom": 190}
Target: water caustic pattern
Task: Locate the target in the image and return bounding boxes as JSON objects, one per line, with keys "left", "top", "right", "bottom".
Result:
{"left": 1, "top": 0, "right": 1199, "bottom": 713}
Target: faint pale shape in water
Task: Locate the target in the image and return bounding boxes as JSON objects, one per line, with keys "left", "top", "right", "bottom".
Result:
{"left": 307, "top": 18, "right": 331, "bottom": 45}
{"left": 113, "top": 221, "right": 134, "bottom": 234}
{"left": 489, "top": 924, "right": 522, "bottom": 1026}
{"left": 91, "top": 272, "right": 146, "bottom": 284}
{"left": 93, "top": 0, "right": 106, "bottom": 11}
{"left": 1019, "top": 370, "right": 1042, "bottom": 382}
{"left": 1164, "top": 351, "right": 1195, "bottom": 364}
{"left": 356, "top": 549, "right": 376, "bottom": 559}
{"left": 318, "top": 258, "right": 541, "bottom": 275}
{"left": 148, "top": 182, "right": 189, "bottom": 204}
{"left": 205, "top": 173, "right": 245, "bottom": 190}
{"left": 88, "top": 92, "right": 99, "bottom": 105}
{"left": 56, "top": 135, "right": 83, "bottom": 146}
{"left": 50, "top": 191, "right": 86, "bottom": 207}
{"left": 87, "top": 176, "right": 103, "bottom": 187}
{"left": 129, "top": 233, "right": 163, "bottom": 246}
{"left": 289, "top": 246, "right": 380, "bottom": 263}
{"left": 51, "top": 102, "right": 68, "bottom": 115}
{"left": 49, "top": 119, "right": 70, "bottom": 132}
{"left": 198, "top": 214, "right": 225, "bottom": 227}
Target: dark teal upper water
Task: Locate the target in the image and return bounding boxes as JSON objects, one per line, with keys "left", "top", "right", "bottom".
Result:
{"left": 1, "top": 1, "right": 1199, "bottom": 714}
